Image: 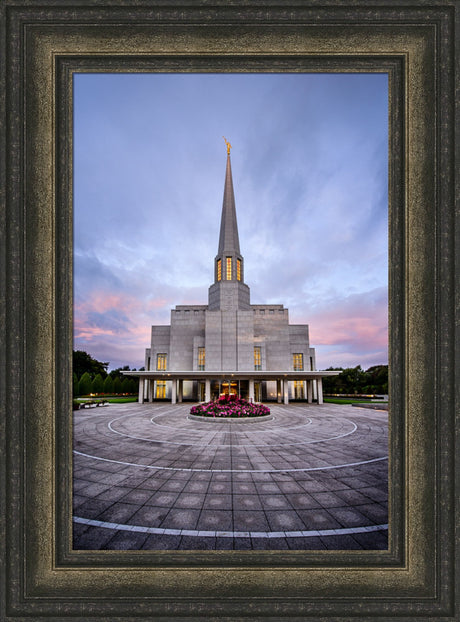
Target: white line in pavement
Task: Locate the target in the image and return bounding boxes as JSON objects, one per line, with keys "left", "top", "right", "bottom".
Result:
{"left": 106, "top": 412, "right": 358, "bottom": 448}
{"left": 73, "top": 449, "right": 387, "bottom": 473}
{"left": 73, "top": 516, "right": 388, "bottom": 539}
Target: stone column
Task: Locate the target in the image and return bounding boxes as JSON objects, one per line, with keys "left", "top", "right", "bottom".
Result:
{"left": 138, "top": 378, "right": 144, "bottom": 403}
{"left": 277, "top": 379, "right": 282, "bottom": 403}
{"left": 171, "top": 379, "right": 177, "bottom": 404}
{"left": 178, "top": 380, "right": 183, "bottom": 403}
{"left": 317, "top": 377, "right": 323, "bottom": 404}
{"left": 313, "top": 379, "right": 317, "bottom": 401}
{"left": 148, "top": 379, "right": 153, "bottom": 402}
{"left": 249, "top": 379, "right": 255, "bottom": 402}
{"left": 205, "top": 379, "right": 211, "bottom": 402}
{"left": 307, "top": 380, "right": 313, "bottom": 403}
{"left": 283, "top": 380, "right": 289, "bottom": 404}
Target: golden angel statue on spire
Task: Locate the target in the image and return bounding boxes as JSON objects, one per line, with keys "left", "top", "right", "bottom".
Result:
{"left": 222, "top": 136, "right": 232, "bottom": 155}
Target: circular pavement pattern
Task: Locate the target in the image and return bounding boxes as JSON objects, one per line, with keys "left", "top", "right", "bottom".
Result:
{"left": 73, "top": 402, "right": 388, "bottom": 550}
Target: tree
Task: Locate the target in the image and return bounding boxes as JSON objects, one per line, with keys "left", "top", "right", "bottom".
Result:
{"left": 113, "top": 377, "right": 122, "bottom": 395}
{"left": 364, "top": 365, "right": 388, "bottom": 394}
{"left": 73, "top": 350, "right": 108, "bottom": 380}
{"left": 121, "top": 377, "right": 131, "bottom": 394}
{"left": 91, "top": 373, "right": 104, "bottom": 394}
{"left": 103, "top": 375, "right": 113, "bottom": 395}
{"left": 322, "top": 365, "right": 388, "bottom": 395}
{"left": 109, "top": 365, "right": 130, "bottom": 381}
{"left": 322, "top": 368, "right": 343, "bottom": 394}
{"left": 78, "top": 372, "right": 92, "bottom": 396}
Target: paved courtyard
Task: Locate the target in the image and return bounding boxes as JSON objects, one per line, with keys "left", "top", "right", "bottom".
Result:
{"left": 73, "top": 402, "right": 388, "bottom": 550}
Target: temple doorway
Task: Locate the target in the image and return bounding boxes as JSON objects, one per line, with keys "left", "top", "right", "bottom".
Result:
{"left": 221, "top": 381, "right": 238, "bottom": 396}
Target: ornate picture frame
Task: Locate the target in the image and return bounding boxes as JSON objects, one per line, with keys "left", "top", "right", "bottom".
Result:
{"left": 1, "top": 1, "right": 457, "bottom": 619}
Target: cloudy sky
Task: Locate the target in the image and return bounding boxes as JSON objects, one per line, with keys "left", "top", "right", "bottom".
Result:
{"left": 74, "top": 72, "right": 388, "bottom": 371}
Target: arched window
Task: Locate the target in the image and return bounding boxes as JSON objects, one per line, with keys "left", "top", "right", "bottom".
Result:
{"left": 237, "top": 258, "right": 241, "bottom": 281}
{"left": 217, "top": 259, "right": 222, "bottom": 281}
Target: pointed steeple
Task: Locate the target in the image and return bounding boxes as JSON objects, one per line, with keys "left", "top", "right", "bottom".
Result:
{"left": 208, "top": 141, "right": 251, "bottom": 311}
{"left": 218, "top": 154, "right": 241, "bottom": 255}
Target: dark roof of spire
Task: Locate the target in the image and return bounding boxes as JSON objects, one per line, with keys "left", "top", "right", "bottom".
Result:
{"left": 218, "top": 154, "right": 240, "bottom": 255}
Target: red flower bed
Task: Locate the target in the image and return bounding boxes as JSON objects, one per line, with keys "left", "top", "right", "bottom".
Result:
{"left": 190, "top": 394, "right": 270, "bottom": 418}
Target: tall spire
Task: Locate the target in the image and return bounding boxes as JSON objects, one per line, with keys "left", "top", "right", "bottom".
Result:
{"left": 218, "top": 152, "right": 241, "bottom": 255}
{"left": 208, "top": 142, "right": 251, "bottom": 311}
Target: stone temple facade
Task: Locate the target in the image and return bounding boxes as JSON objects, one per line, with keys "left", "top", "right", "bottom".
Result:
{"left": 126, "top": 147, "right": 337, "bottom": 404}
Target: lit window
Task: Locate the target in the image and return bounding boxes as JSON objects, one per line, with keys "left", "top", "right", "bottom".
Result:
{"left": 198, "top": 347, "right": 205, "bottom": 371}
{"left": 157, "top": 353, "right": 167, "bottom": 370}
{"left": 237, "top": 258, "right": 241, "bottom": 281}
{"left": 156, "top": 381, "right": 166, "bottom": 399}
{"left": 293, "top": 353, "right": 303, "bottom": 371}
{"left": 217, "top": 259, "right": 221, "bottom": 281}
{"left": 294, "top": 381, "right": 305, "bottom": 399}
{"left": 226, "top": 257, "right": 232, "bottom": 280}
{"left": 254, "top": 346, "right": 261, "bottom": 371}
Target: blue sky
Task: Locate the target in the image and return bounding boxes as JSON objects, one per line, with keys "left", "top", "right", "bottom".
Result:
{"left": 74, "top": 72, "right": 388, "bottom": 371}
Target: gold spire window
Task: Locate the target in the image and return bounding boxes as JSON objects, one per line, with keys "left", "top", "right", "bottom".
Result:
{"left": 198, "top": 347, "right": 205, "bottom": 371}
{"left": 254, "top": 346, "right": 261, "bottom": 371}
{"left": 237, "top": 258, "right": 241, "bottom": 281}
{"left": 217, "top": 259, "right": 222, "bottom": 281}
{"left": 226, "top": 257, "right": 232, "bottom": 280}
{"left": 157, "top": 353, "right": 167, "bottom": 370}
{"left": 293, "top": 353, "right": 304, "bottom": 371}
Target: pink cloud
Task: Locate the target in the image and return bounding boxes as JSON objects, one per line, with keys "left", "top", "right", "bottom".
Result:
{"left": 296, "top": 287, "right": 388, "bottom": 368}
{"left": 311, "top": 316, "right": 388, "bottom": 348}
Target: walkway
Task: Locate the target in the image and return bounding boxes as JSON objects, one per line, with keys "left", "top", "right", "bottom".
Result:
{"left": 73, "top": 402, "right": 388, "bottom": 550}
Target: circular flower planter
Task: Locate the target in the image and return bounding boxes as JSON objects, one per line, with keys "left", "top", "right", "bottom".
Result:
{"left": 190, "top": 395, "right": 270, "bottom": 420}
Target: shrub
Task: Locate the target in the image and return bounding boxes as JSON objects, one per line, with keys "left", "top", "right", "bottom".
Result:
{"left": 113, "top": 377, "right": 122, "bottom": 394}
{"left": 103, "top": 375, "right": 113, "bottom": 394}
{"left": 78, "top": 372, "right": 92, "bottom": 396}
{"left": 91, "top": 373, "right": 104, "bottom": 394}
{"left": 121, "top": 377, "right": 131, "bottom": 394}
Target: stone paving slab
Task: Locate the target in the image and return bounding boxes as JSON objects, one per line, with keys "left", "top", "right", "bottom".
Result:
{"left": 73, "top": 402, "right": 388, "bottom": 550}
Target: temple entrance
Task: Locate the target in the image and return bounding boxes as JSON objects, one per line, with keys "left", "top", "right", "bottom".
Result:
{"left": 254, "top": 381, "right": 261, "bottom": 403}
{"left": 198, "top": 382, "right": 205, "bottom": 402}
{"left": 239, "top": 380, "right": 249, "bottom": 400}
{"left": 294, "top": 380, "right": 305, "bottom": 400}
{"left": 221, "top": 381, "right": 238, "bottom": 396}
{"left": 155, "top": 381, "right": 166, "bottom": 399}
{"left": 211, "top": 380, "right": 220, "bottom": 400}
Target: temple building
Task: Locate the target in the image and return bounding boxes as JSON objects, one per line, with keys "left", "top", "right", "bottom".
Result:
{"left": 126, "top": 141, "right": 337, "bottom": 404}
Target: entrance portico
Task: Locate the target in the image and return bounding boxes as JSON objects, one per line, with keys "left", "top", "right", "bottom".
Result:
{"left": 125, "top": 370, "right": 338, "bottom": 405}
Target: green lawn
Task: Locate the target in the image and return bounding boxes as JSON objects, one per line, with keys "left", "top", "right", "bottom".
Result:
{"left": 324, "top": 398, "right": 388, "bottom": 405}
